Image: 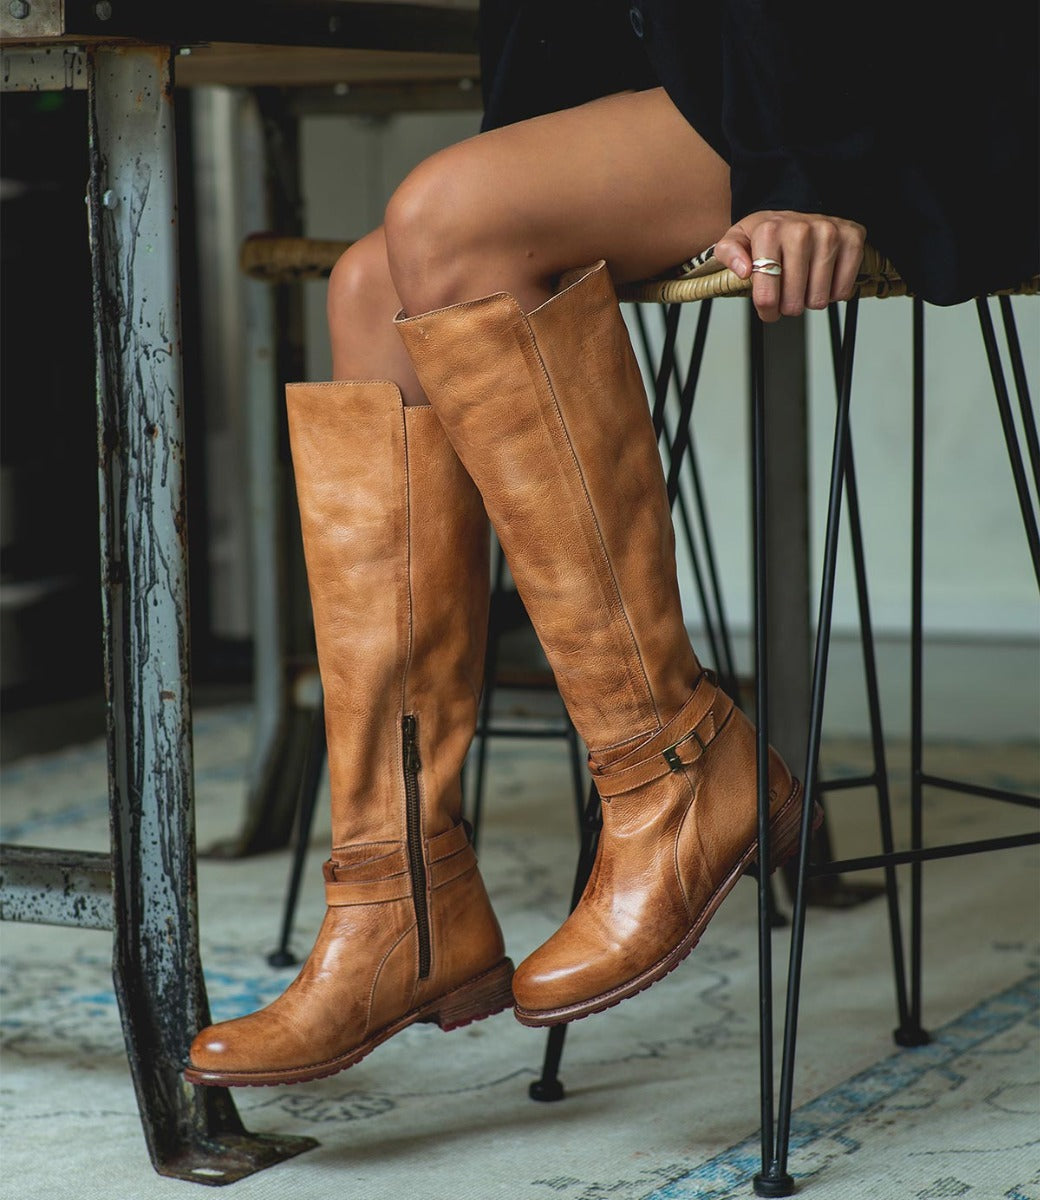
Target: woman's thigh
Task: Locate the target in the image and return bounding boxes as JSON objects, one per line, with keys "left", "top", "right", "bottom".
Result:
{"left": 384, "top": 86, "right": 731, "bottom": 312}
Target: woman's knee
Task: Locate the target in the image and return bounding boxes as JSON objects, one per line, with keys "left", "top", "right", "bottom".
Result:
{"left": 383, "top": 144, "right": 498, "bottom": 314}
{"left": 326, "top": 226, "right": 400, "bottom": 336}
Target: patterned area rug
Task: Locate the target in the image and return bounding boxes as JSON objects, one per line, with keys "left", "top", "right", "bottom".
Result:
{"left": 1, "top": 703, "right": 1037, "bottom": 1200}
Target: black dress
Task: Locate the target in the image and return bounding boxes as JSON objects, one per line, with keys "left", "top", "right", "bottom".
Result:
{"left": 476, "top": 0, "right": 1040, "bottom": 305}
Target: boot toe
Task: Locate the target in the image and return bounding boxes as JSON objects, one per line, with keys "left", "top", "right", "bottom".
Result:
{"left": 187, "top": 1022, "right": 237, "bottom": 1070}
{"left": 512, "top": 950, "right": 589, "bottom": 1014}
{"left": 512, "top": 891, "right": 695, "bottom": 1018}
{"left": 512, "top": 928, "right": 630, "bottom": 1016}
{"left": 189, "top": 1018, "right": 257, "bottom": 1074}
{"left": 188, "top": 1009, "right": 309, "bottom": 1076}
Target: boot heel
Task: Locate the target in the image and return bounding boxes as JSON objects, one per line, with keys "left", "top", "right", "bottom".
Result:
{"left": 763, "top": 782, "right": 824, "bottom": 874}
{"left": 430, "top": 958, "right": 515, "bottom": 1031}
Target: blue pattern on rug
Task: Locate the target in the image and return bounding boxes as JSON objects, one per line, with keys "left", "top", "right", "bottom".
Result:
{"left": 641, "top": 974, "right": 1040, "bottom": 1200}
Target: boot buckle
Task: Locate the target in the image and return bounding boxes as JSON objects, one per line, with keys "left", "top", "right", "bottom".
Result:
{"left": 662, "top": 726, "right": 708, "bottom": 771}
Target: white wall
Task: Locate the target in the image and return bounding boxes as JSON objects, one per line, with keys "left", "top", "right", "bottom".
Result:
{"left": 617, "top": 283, "right": 1040, "bottom": 639}
{"left": 299, "top": 109, "right": 483, "bottom": 382}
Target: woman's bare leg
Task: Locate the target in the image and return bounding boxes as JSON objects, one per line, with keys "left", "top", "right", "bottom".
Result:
{"left": 383, "top": 86, "right": 730, "bottom": 318}
{"left": 326, "top": 87, "right": 729, "bottom": 404}
{"left": 326, "top": 226, "right": 429, "bottom": 402}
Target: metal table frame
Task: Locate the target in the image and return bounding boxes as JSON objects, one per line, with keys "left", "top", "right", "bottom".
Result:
{"left": 0, "top": 3, "right": 483, "bottom": 1183}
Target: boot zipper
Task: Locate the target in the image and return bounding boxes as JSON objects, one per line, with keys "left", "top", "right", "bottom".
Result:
{"left": 402, "top": 714, "right": 431, "bottom": 979}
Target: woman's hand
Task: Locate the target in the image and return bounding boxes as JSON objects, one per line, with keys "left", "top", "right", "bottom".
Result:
{"left": 714, "top": 211, "right": 866, "bottom": 322}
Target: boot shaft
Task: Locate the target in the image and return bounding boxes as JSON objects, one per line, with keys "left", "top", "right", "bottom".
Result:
{"left": 394, "top": 261, "right": 700, "bottom": 755}
{"left": 285, "top": 382, "right": 489, "bottom": 850}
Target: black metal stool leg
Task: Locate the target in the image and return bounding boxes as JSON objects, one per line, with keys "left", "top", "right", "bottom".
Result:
{"left": 823, "top": 309, "right": 917, "bottom": 1040}
{"left": 645, "top": 302, "right": 682, "bottom": 438}
{"left": 268, "top": 692, "right": 327, "bottom": 967}
{"left": 648, "top": 305, "right": 728, "bottom": 673}
{"left": 564, "top": 722, "right": 587, "bottom": 836}
{"left": 469, "top": 540, "right": 507, "bottom": 851}
{"left": 896, "top": 294, "right": 1040, "bottom": 1042}
{"left": 663, "top": 304, "right": 745, "bottom": 698}
{"left": 747, "top": 316, "right": 794, "bottom": 1198}
{"left": 904, "top": 299, "right": 933, "bottom": 1046}
{"left": 633, "top": 302, "right": 741, "bottom": 699}
{"left": 977, "top": 298, "right": 1040, "bottom": 583}
{"left": 997, "top": 294, "right": 1040, "bottom": 494}
{"left": 530, "top": 782, "right": 603, "bottom": 1103}
{"left": 662, "top": 302, "right": 713, "bottom": 501}
{"left": 759, "top": 299, "right": 862, "bottom": 1193}
{"left": 633, "top": 302, "right": 724, "bottom": 686}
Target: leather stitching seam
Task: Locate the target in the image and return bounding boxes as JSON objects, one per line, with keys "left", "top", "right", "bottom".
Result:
{"left": 365, "top": 916, "right": 419, "bottom": 1037}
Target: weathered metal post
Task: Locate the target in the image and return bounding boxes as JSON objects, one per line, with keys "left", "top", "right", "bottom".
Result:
{"left": 86, "top": 42, "right": 315, "bottom": 1183}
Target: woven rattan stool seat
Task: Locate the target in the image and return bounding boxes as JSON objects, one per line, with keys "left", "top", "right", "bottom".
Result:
{"left": 240, "top": 232, "right": 1039, "bottom": 301}
{"left": 617, "top": 244, "right": 1040, "bottom": 304}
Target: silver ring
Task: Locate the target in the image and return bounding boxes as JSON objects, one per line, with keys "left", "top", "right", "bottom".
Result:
{"left": 751, "top": 258, "right": 783, "bottom": 277}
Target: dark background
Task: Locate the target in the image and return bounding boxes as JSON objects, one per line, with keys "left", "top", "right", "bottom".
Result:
{"left": 0, "top": 90, "right": 246, "bottom": 761}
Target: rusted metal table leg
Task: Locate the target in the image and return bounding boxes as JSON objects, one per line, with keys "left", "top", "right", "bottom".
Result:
{"left": 87, "top": 43, "right": 315, "bottom": 1183}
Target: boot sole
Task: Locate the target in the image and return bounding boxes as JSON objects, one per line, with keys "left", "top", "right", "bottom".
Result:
{"left": 514, "top": 781, "right": 822, "bottom": 1028}
{"left": 184, "top": 957, "right": 515, "bottom": 1088}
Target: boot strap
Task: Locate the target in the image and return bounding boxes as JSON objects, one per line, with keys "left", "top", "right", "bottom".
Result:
{"left": 324, "top": 866, "right": 412, "bottom": 907}
{"left": 427, "top": 823, "right": 478, "bottom": 889}
{"left": 590, "top": 678, "right": 734, "bottom": 799}
{"left": 324, "top": 823, "right": 476, "bottom": 906}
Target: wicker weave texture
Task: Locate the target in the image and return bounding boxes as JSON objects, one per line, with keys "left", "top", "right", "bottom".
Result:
{"left": 239, "top": 233, "right": 1039, "bottom": 300}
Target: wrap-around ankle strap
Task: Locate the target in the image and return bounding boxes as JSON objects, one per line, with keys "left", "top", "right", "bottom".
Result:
{"left": 590, "top": 672, "right": 735, "bottom": 800}
{"left": 323, "top": 823, "right": 477, "bottom": 906}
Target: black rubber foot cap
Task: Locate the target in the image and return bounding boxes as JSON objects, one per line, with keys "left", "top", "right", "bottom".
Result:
{"left": 528, "top": 1078, "right": 565, "bottom": 1103}
{"left": 893, "top": 1024, "right": 932, "bottom": 1047}
{"left": 267, "top": 949, "right": 299, "bottom": 968}
{"left": 753, "top": 1171, "right": 795, "bottom": 1197}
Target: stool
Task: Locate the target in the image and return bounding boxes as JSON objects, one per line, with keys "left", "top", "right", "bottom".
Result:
{"left": 607, "top": 249, "right": 1039, "bottom": 1194}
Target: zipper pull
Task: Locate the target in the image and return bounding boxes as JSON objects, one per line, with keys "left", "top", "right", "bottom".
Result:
{"left": 402, "top": 714, "right": 422, "bottom": 772}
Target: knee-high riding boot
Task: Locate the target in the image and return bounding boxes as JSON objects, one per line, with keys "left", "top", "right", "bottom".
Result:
{"left": 395, "top": 260, "right": 817, "bottom": 1026}
{"left": 185, "top": 383, "right": 513, "bottom": 1085}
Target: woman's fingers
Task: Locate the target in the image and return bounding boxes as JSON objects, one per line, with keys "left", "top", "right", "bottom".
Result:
{"left": 777, "top": 218, "right": 811, "bottom": 319}
{"left": 716, "top": 212, "right": 867, "bottom": 321}
{"left": 714, "top": 224, "right": 753, "bottom": 279}
{"left": 831, "top": 224, "right": 866, "bottom": 301}
{"left": 804, "top": 219, "right": 840, "bottom": 310}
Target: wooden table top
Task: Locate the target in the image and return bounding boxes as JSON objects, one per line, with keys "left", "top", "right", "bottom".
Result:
{"left": 0, "top": 0, "right": 479, "bottom": 56}
{"left": 1, "top": 1, "right": 482, "bottom": 93}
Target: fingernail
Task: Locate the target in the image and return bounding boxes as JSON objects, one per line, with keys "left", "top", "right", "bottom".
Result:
{"left": 732, "top": 260, "right": 748, "bottom": 278}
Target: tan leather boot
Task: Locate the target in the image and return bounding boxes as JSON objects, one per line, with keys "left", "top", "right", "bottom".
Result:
{"left": 395, "top": 261, "right": 818, "bottom": 1026}
{"left": 185, "top": 383, "right": 513, "bottom": 1086}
